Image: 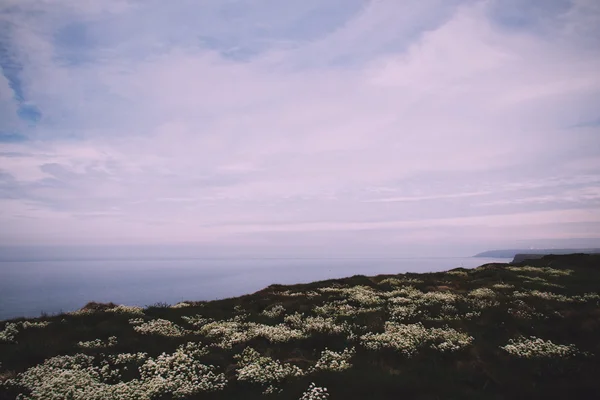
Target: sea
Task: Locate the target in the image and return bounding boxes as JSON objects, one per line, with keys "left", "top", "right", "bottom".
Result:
{"left": 0, "top": 257, "right": 508, "bottom": 320}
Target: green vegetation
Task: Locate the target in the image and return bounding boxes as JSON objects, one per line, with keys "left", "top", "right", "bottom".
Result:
{"left": 1, "top": 254, "right": 599, "bottom": 399}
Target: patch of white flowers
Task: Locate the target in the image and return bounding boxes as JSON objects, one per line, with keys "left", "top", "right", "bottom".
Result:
{"left": 507, "top": 300, "right": 546, "bottom": 319}
{"left": 507, "top": 266, "right": 573, "bottom": 276}
{"left": 513, "top": 290, "right": 573, "bottom": 302}
{"left": 68, "top": 308, "right": 97, "bottom": 316}
{"left": 21, "top": 321, "right": 51, "bottom": 329}
{"left": 78, "top": 336, "right": 117, "bottom": 349}
{"left": 571, "top": 292, "right": 600, "bottom": 303}
{"left": 181, "top": 314, "right": 210, "bottom": 327}
{"left": 133, "top": 318, "right": 190, "bottom": 337}
{"left": 300, "top": 383, "right": 329, "bottom": 400}
{"left": 446, "top": 270, "right": 468, "bottom": 277}
{"left": 492, "top": 283, "right": 514, "bottom": 290}
{"left": 197, "top": 319, "right": 254, "bottom": 348}
{"left": 252, "top": 323, "right": 306, "bottom": 342}
{"left": 345, "top": 286, "right": 386, "bottom": 306}
{"left": 5, "top": 342, "right": 226, "bottom": 400}
{"left": 197, "top": 317, "right": 306, "bottom": 348}
{"left": 319, "top": 285, "right": 385, "bottom": 306}
{"left": 501, "top": 336, "right": 581, "bottom": 358}
{"left": 108, "top": 352, "right": 148, "bottom": 365}
{"left": 276, "top": 290, "right": 320, "bottom": 298}
{"left": 517, "top": 275, "right": 565, "bottom": 288}
{"left": 235, "top": 347, "right": 304, "bottom": 389}
{"left": 466, "top": 288, "right": 499, "bottom": 309}
{"left": 261, "top": 304, "right": 286, "bottom": 318}
{"left": 0, "top": 322, "right": 19, "bottom": 343}
{"left": 469, "top": 288, "right": 496, "bottom": 298}
{"left": 285, "top": 313, "right": 351, "bottom": 335}
{"left": 139, "top": 342, "right": 226, "bottom": 397}
{"left": 313, "top": 300, "right": 378, "bottom": 317}
{"left": 378, "top": 277, "right": 424, "bottom": 286}
{"left": 309, "top": 347, "right": 355, "bottom": 372}
{"left": 128, "top": 317, "right": 145, "bottom": 325}
{"left": 171, "top": 302, "right": 192, "bottom": 309}
{"left": 106, "top": 305, "right": 145, "bottom": 315}
{"left": 0, "top": 320, "right": 53, "bottom": 343}
{"left": 389, "top": 302, "right": 422, "bottom": 321}
{"left": 361, "top": 322, "right": 473, "bottom": 356}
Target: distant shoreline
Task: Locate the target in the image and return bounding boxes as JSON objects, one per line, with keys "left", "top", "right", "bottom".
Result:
{"left": 473, "top": 248, "right": 600, "bottom": 259}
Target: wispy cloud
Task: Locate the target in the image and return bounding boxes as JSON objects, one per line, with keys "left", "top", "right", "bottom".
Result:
{"left": 0, "top": 0, "right": 599, "bottom": 254}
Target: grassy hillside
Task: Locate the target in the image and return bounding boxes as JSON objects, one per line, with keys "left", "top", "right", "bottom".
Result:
{"left": 1, "top": 254, "right": 599, "bottom": 399}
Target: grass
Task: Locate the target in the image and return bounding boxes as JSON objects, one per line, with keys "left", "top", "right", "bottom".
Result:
{"left": 0, "top": 254, "right": 599, "bottom": 399}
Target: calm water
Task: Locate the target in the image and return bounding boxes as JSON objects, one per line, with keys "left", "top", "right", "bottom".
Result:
{"left": 0, "top": 257, "right": 507, "bottom": 320}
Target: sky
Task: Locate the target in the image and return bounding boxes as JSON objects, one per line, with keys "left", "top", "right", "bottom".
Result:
{"left": 0, "top": 0, "right": 599, "bottom": 257}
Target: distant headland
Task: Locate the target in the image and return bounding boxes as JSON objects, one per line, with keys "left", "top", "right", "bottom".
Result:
{"left": 473, "top": 248, "right": 600, "bottom": 263}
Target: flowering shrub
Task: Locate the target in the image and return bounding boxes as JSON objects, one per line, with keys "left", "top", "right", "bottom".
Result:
{"left": 197, "top": 319, "right": 254, "bottom": 348}
{"left": 171, "top": 302, "right": 192, "bottom": 308}
{"left": 139, "top": 343, "right": 226, "bottom": 397}
{"left": 78, "top": 336, "right": 117, "bottom": 349}
{"left": 68, "top": 308, "right": 97, "bottom": 316}
{"left": 389, "top": 303, "right": 422, "bottom": 321}
{"left": 235, "top": 347, "right": 304, "bottom": 387}
{"left": 507, "top": 300, "right": 546, "bottom": 319}
{"left": 379, "top": 277, "right": 424, "bottom": 286}
{"left": 128, "top": 317, "right": 145, "bottom": 325}
{"left": 106, "top": 305, "right": 145, "bottom": 315}
{"left": 507, "top": 266, "right": 573, "bottom": 276}
{"left": 197, "top": 317, "right": 306, "bottom": 348}
{"left": 133, "top": 319, "right": 190, "bottom": 336}
{"left": 108, "top": 352, "right": 148, "bottom": 365}
{"left": 318, "top": 285, "right": 385, "bottom": 306}
{"left": 346, "top": 286, "right": 386, "bottom": 306}
{"left": 310, "top": 347, "right": 355, "bottom": 372}
{"left": 572, "top": 292, "right": 600, "bottom": 303}
{"left": 4, "top": 354, "right": 118, "bottom": 399}
{"left": 469, "top": 288, "right": 496, "bottom": 298}
{"left": 277, "top": 290, "right": 320, "bottom": 298}
{"left": 252, "top": 323, "right": 306, "bottom": 342}
{"left": 492, "top": 283, "right": 514, "bottom": 290}
{"left": 446, "top": 270, "right": 469, "bottom": 277}
{"left": 181, "top": 314, "right": 210, "bottom": 327}
{"left": 6, "top": 341, "right": 226, "bottom": 400}
{"left": 261, "top": 304, "right": 286, "bottom": 318}
{"left": 0, "top": 323, "right": 20, "bottom": 343}
{"left": 300, "top": 383, "right": 329, "bottom": 400}
{"left": 21, "top": 321, "right": 51, "bottom": 329}
{"left": 517, "top": 275, "right": 565, "bottom": 288}
{"left": 361, "top": 322, "right": 473, "bottom": 356}
{"left": 512, "top": 290, "right": 573, "bottom": 302}
{"left": 313, "top": 300, "right": 378, "bottom": 317}
{"left": 501, "top": 336, "right": 581, "bottom": 358}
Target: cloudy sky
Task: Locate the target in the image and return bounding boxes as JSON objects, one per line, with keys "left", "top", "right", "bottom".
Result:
{"left": 1, "top": 0, "right": 599, "bottom": 257}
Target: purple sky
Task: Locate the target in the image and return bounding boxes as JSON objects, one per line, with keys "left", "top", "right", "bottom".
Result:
{"left": 1, "top": 0, "right": 599, "bottom": 256}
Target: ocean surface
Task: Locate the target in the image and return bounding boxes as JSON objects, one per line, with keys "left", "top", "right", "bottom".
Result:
{"left": 0, "top": 257, "right": 507, "bottom": 320}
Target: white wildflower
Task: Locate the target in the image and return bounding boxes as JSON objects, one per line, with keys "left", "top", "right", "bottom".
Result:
{"left": 106, "top": 305, "right": 145, "bottom": 315}
{"left": 78, "top": 336, "right": 117, "bottom": 349}
{"left": 501, "top": 336, "right": 581, "bottom": 358}
{"left": 361, "top": 322, "right": 473, "bottom": 356}
{"left": 300, "top": 383, "right": 329, "bottom": 400}
{"left": 133, "top": 319, "right": 190, "bottom": 337}
{"left": 171, "top": 302, "right": 192, "bottom": 309}
{"left": 0, "top": 323, "right": 20, "bottom": 343}
{"left": 235, "top": 347, "right": 304, "bottom": 386}
{"left": 261, "top": 304, "right": 286, "bottom": 318}
{"left": 310, "top": 347, "right": 355, "bottom": 372}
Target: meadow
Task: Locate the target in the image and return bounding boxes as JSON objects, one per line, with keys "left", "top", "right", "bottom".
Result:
{"left": 1, "top": 254, "right": 599, "bottom": 399}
